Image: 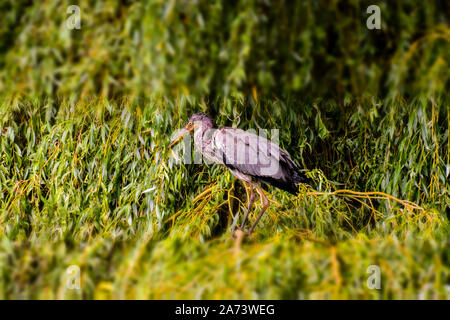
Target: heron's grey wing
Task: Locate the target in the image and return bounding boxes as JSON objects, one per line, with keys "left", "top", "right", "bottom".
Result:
{"left": 213, "top": 128, "right": 290, "bottom": 180}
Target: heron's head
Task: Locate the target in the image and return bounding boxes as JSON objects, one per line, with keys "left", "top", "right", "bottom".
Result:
{"left": 168, "top": 113, "right": 214, "bottom": 148}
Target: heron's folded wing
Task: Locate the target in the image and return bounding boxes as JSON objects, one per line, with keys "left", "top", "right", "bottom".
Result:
{"left": 213, "top": 128, "right": 287, "bottom": 179}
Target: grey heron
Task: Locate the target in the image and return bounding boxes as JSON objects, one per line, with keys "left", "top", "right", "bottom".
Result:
{"left": 169, "top": 113, "right": 311, "bottom": 237}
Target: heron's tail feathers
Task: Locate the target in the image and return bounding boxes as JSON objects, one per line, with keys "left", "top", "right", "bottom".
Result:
{"left": 289, "top": 170, "right": 313, "bottom": 195}
{"left": 255, "top": 167, "right": 313, "bottom": 195}
{"left": 292, "top": 170, "right": 311, "bottom": 185}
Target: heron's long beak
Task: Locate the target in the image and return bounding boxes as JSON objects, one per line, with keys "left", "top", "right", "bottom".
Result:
{"left": 168, "top": 126, "right": 192, "bottom": 149}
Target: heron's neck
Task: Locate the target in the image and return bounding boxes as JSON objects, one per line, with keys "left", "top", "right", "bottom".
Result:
{"left": 193, "top": 124, "right": 214, "bottom": 151}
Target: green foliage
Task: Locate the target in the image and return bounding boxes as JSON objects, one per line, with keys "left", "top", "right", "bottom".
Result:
{"left": 0, "top": 0, "right": 448, "bottom": 98}
{"left": 0, "top": 96, "right": 448, "bottom": 299}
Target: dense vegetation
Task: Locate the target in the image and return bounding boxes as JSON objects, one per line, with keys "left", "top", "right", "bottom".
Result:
{"left": 0, "top": 0, "right": 448, "bottom": 299}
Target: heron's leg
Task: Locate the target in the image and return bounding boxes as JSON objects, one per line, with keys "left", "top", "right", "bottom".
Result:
{"left": 240, "top": 183, "right": 255, "bottom": 229}
{"left": 231, "top": 181, "right": 246, "bottom": 235}
{"left": 247, "top": 186, "right": 270, "bottom": 235}
{"left": 231, "top": 182, "right": 254, "bottom": 236}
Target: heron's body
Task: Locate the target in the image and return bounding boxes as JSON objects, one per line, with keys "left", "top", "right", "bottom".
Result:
{"left": 169, "top": 113, "right": 311, "bottom": 236}
{"left": 193, "top": 125, "right": 309, "bottom": 194}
